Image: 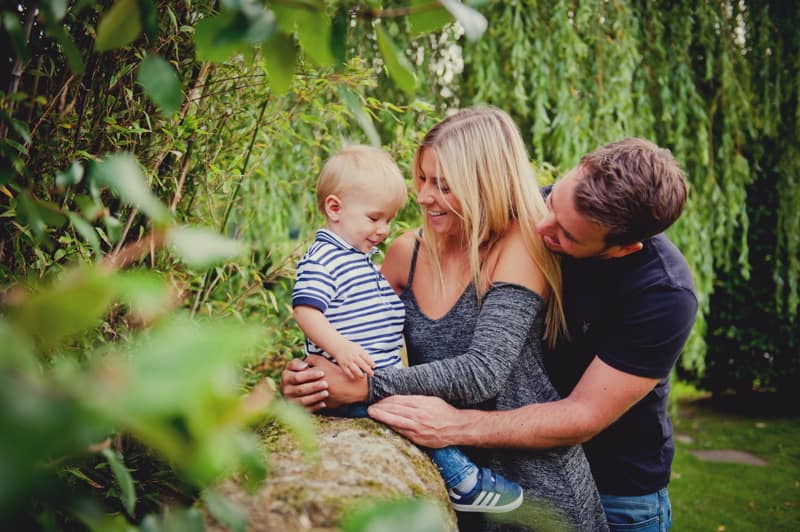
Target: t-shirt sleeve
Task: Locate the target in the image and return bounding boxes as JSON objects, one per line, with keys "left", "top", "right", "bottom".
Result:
{"left": 368, "top": 283, "right": 543, "bottom": 405}
{"left": 291, "top": 257, "right": 335, "bottom": 312}
{"left": 597, "top": 286, "right": 698, "bottom": 379}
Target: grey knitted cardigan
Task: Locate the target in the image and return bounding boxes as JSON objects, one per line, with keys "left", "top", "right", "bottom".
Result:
{"left": 368, "top": 243, "right": 608, "bottom": 532}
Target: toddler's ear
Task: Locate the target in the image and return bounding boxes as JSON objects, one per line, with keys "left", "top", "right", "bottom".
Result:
{"left": 324, "top": 194, "right": 343, "bottom": 220}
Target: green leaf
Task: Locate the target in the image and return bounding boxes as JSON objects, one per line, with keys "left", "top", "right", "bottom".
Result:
{"left": 194, "top": 12, "right": 246, "bottom": 63}
{"left": 90, "top": 153, "right": 172, "bottom": 225}
{"left": 95, "top": 0, "right": 142, "bottom": 51}
{"left": 340, "top": 498, "right": 449, "bottom": 532}
{"left": 7, "top": 266, "right": 117, "bottom": 348}
{"left": 166, "top": 226, "right": 246, "bottom": 270}
{"left": 101, "top": 448, "right": 137, "bottom": 517}
{"left": 140, "top": 508, "right": 205, "bottom": 532}
{"left": 440, "top": 0, "right": 487, "bottom": 41}
{"left": 42, "top": 0, "right": 68, "bottom": 21}
{"left": 137, "top": 55, "right": 183, "bottom": 116}
{"left": 45, "top": 21, "right": 85, "bottom": 74}
{"left": 337, "top": 86, "right": 380, "bottom": 146}
{"left": 68, "top": 212, "right": 101, "bottom": 255}
{"left": 75, "top": 194, "right": 104, "bottom": 221}
{"left": 238, "top": 3, "right": 277, "bottom": 44}
{"left": 65, "top": 467, "right": 102, "bottom": 487}
{"left": 115, "top": 270, "right": 172, "bottom": 322}
{"left": 375, "top": 25, "right": 416, "bottom": 97}
{"left": 268, "top": 400, "right": 317, "bottom": 456}
{"left": 202, "top": 490, "right": 248, "bottom": 532}
{"left": 408, "top": 1, "right": 453, "bottom": 36}
{"left": 0, "top": 109, "right": 32, "bottom": 144}
{"left": 16, "top": 192, "right": 68, "bottom": 240}
{"left": 195, "top": 1, "right": 276, "bottom": 62}
{"left": 104, "top": 215, "right": 123, "bottom": 243}
{"left": 330, "top": 11, "right": 348, "bottom": 70}
{"left": 273, "top": 6, "right": 333, "bottom": 67}
{"left": 56, "top": 161, "right": 84, "bottom": 189}
{"left": 138, "top": 0, "right": 158, "bottom": 40}
{"left": 261, "top": 33, "right": 297, "bottom": 95}
{"left": 3, "top": 11, "right": 31, "bottom": 64}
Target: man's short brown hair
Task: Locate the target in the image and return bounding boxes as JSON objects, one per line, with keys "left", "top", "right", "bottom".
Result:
{"left": 574, "top": 138, "right": 687, "bottom": 246}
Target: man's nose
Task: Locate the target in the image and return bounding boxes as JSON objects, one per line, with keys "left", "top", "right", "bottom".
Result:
{"left": 536, "top": 212, "right": 555, "bottom": 235}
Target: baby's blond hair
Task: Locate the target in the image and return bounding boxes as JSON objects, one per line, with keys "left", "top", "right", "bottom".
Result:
{"left": 316, "top": 145, "right": 407, "bottom": 214}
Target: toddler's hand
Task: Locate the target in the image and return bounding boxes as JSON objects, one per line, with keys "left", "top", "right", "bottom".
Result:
{"left": 333, "top": 341, "right": 376, "bottom": 379}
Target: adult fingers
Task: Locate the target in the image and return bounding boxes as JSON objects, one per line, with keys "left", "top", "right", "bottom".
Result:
{"left": 375, "top": 394, "right": 420, "bottom": 404}
{"left": 283, "top": 378, "right": 329, "bottom": 400}
{"left": 287, "top": 387, "right": 329, "bottom": 409}
{"left": 367, "top": 402, "right": 421, "bottom": 429}
{"left": 286, "top": 358, "right": 308, "bottom": 371}
{"left": 281, "top": 365, "right": 325, "bottom": 387}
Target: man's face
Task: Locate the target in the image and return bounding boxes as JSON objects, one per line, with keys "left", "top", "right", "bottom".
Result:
{"left": 536, "top": 167, "right": 619, "bottom": 259}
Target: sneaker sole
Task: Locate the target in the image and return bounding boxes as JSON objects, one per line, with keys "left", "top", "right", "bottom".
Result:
{"left": 452, "top": 491, "right": 524, "bottom": 513}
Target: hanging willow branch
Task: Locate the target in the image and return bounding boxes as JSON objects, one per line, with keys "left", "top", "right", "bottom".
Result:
{"left": 459, "top": 0, "right": 799, "bottom": 375}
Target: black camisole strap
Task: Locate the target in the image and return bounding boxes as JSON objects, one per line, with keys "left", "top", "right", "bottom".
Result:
{"left": 405, "top": 233, "right": 422, "bottom": 288}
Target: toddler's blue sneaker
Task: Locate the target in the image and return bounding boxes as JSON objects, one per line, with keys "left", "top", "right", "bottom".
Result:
{"left": 448, "top": 467, "right": 524, "bottom": 513}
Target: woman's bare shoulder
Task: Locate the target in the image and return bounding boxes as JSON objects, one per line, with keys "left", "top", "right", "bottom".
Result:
{"left": 491, "top": 223, "right": 547, "bottom": 295}
{"left": 381, "top": 229, "right": 420, "bottom": 292}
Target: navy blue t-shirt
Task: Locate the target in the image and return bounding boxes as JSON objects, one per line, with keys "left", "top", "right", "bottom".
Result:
{"left": 544, "top": 233, "right": 698, "bottom": 495}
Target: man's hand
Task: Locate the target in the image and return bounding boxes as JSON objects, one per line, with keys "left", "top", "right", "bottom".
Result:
{"left": 367, "top": 395, "right": 468, "bottom": 448}
{"left": 330, "top": 340, "right": 376, "bottom": 379}
{"left": 280, "top": 355, "right": 370, "bottom": 411}
{"left": 280, "top": 357, "right": 329, "bottom": 412}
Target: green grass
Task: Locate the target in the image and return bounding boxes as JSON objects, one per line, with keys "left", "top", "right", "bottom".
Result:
{"left": 669, "top": 381, "right": 800, "bottom": 530}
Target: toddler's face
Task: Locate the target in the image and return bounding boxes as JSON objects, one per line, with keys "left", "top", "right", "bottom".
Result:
{"left": 328, "top": 188, "right": 402, "bottom": 253}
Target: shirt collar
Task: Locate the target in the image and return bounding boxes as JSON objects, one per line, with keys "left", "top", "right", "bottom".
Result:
{"left": 315, "top": 228, "right": 380, "bottom": 256}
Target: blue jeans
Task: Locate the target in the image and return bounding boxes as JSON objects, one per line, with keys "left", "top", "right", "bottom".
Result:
{"left": 600, "top": 488, "right": 672, "bottom": 531}
{"left": 325, "top": 402, "right": 478, "bottom": 488}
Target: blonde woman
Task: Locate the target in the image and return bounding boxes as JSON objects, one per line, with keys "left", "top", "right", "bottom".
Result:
{"left": 284, "top": 108, "right": 608, "bottom": 531}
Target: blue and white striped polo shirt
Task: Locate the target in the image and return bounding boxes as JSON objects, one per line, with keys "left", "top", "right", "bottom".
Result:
{"left": 292, "top": 229, "right": 405, "bottom": 369}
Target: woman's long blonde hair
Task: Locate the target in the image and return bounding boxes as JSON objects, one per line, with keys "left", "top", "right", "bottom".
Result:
{"left": 413, "top": 107, "right": 567, "bottom": 346}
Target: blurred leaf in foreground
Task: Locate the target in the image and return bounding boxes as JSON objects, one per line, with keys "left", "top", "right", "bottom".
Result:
{"left": 6, "top": 266, "right": 116, "bottom": 349}
{"left": 340, "top": 498, "right": 450, "bottom": 532}
{"left": 91, "top": 153, "right": 172, "bottom": 225}
{"left": 138, "top": 55, "right": 184, "bottom": 116}
{"left": 166, "top": 226, "right": 247, "bottom": 270}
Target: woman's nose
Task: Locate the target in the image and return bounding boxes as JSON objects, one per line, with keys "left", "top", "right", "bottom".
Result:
{"left": 417, "top": 183, "right": 433, "bottom": 205}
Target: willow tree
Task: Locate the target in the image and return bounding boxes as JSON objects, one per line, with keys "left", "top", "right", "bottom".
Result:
{"left": 453, "top": 0, "right": 799, "bottom": 390}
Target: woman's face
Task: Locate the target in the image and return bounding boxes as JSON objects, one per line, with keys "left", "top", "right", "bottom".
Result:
{"left": 416, "top": 149, "right": 463, "bottom": 237}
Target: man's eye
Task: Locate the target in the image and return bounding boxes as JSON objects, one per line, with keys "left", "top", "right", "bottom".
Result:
{"left": 368, "top": 216, "right": 378, "bottom": 222}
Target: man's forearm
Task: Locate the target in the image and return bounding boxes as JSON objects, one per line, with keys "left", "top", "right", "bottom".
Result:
{"left": 454, "top": 397, "right": 597, "bottom": 450}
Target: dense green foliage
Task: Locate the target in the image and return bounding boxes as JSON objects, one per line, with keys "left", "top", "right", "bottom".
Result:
{"left": 0, "top": 0, "right": 797, "bottom": 529}
{"left": 0, "top": 1, "right": 479, "bottom": 529}
{"left": 453, "top": 0, "right": 799, "bottom": 388}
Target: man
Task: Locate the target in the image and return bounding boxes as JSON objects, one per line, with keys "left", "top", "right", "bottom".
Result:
{"left": 282, "top": 138, "right": 698, "bottom": 531}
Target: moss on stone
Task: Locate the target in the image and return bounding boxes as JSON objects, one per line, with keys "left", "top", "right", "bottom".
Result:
{"left": 207, "top": 416, "right": 457, "bottom": 531}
